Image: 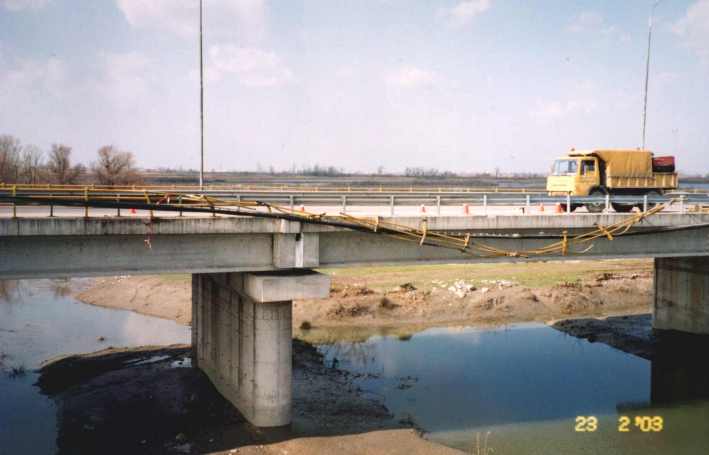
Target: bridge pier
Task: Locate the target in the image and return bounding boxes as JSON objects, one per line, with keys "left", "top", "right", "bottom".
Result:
{"left": 191, "top": 270, "right": 330, "bottom": 427}
{"left": 654, "top": 256, "right": 709, "bottom": 335}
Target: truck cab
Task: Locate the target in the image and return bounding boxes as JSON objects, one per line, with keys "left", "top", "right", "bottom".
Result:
{"left": 547, "top": 156, "right": 600, "bottom": 197}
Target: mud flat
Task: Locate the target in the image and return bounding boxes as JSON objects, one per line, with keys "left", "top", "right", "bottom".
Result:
{"left": 37, "top": 341, "right": 460, "bottom": 455}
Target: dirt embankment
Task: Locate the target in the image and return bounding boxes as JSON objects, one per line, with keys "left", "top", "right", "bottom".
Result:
{"left": 77, "top": 260, "right": 654, "bottom": 333}
{"left": 38, "top": 342, "right": 461, "bottom": 455}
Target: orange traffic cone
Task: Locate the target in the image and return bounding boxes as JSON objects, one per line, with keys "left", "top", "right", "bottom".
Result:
{"left": 299, "top": 205, "right": 306, "bottom": 212}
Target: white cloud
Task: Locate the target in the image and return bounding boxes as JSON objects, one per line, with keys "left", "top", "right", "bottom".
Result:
{"left": 0, "top": 56, "right": 66, "bottom": 96}
{"left": 115, "top": 0, "right": 266, "bottom": 43}
{"left": 673, "top": 0, "right": 709, "bottom": 63}
{"left": 207, "top": 45, "right": 293, "bottom": 87}
{"left": 95, "top": 52, "right": 157, "bottom": 108}
{"left": 439, "top": 0, "right": 491, "bottom": 28}
{"left": 0, "top": 0, "right": 51, "bottom": 11}
{"left": 531, "top": 99, "right": 598, "bottom": 121}
{"left": 385, "top": 66, "right": 437, "bottom": 88}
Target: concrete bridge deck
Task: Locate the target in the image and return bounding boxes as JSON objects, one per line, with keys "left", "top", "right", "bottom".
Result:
{"left": 2, "top": 212, "right": 709, "bottom": 279}
{"left": 3, "top": 212, "right": 709, "bottom": 428}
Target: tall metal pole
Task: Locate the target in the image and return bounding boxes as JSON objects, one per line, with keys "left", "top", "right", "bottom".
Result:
{"left": 199, "top": 0, "right": 205, "bottom": 189}
{"left": 641, "top": 0, "right": 661, "bottom": 151}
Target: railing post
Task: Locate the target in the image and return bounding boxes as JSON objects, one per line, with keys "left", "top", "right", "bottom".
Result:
{"left": 341, "top": 195, "right": 347, "bottom": 214}
{"left": 526, "top": 194, "right": 531, "bottom": 212}
{"left": 116, "top": 194, "right": 121, "bottom": 217}
{"left": 179, "top": 195, "right": 184, "bottom": 217}
{"left": 11, "top": 185, "right": 17, "bottom": 219}
{"left": 680, "top": 195, "right": 686, "bottom": 213}
{"left": 84, "top": 186, "right": 89, "bottom": 218}
{"left": 289, "top": 195, "right": 294, "bottom": 211}
{"left": 49, "top": 193, "right": 54, "bottom": 217}
{"left": 390, "top": 195, "right": 395, "bottom": 216}
{"left": 566, "top": 194, "right": 571, "bottom": 214}
{"left": 436, "top": 195, "right": 441, "bottom": 216}
{"left": 605, "top": 194, "right": 610, "bottom": 212}
{"left": 643, "top": 194, "right": 648, "bottom": 212}
{"left": 483, "top": 194, "right": 488, "bottom": 216}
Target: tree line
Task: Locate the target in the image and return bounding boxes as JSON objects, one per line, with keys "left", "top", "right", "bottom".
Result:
{"left": 0, "top": 134, "right": 141, "bottom": 185}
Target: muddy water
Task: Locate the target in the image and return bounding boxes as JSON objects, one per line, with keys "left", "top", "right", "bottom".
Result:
{"left": 316, "top": 324, "right": 709, "bottom": 454}
{"left": 0, "top": 279, "right": 190, "bottom": 454}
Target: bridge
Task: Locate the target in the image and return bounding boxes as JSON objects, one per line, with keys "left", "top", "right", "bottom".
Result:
{"left": 1, "top": 186, "right": 709, "bottom": 427}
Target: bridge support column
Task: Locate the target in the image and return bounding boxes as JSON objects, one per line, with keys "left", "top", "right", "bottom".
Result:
{"left": 653, "top": 256, "right": 709, "bottom": 334}
{"left": 192, "top": 270, "right": 330, "bottom": 427}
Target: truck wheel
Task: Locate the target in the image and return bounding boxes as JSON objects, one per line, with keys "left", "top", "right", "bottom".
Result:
{"left": 612, "top": 203, "right": 634, "bottom": 213}
{"left": 586, "top": 190, "right": 605, "bottom": 213}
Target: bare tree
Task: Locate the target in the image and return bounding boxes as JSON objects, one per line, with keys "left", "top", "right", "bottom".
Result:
{"left": 0, "top": 135, "right": 22, "bottom": 183}
{"left": 19, "top": 145, "right": 44, "bottom": 184}
{"left": 47, "top": 144, "right": 84, "bottom": 184}
{"left": 91, "top": 145, "right": 141, "bottom": 185}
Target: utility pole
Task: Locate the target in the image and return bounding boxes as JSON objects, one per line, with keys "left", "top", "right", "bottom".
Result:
{"left": 641, "top": 0, "right": 662, "bottom": 151}
{"left": 199, "top": 0, "right": 205, "bottom": 189}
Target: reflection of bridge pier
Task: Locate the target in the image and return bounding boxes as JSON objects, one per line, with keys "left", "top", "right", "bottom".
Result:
{"left": 651, "top": 329, "right": 709, "bottom": 405}
{"left": 654, "top": 257, "right": 709, "bottom": 335}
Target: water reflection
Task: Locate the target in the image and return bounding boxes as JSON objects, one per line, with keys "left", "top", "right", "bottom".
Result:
{"left": 0, "top": 279, "right": 190, "bottom": 454}
{"left": 317, "top": 324, "right": 709, "bottom": 454}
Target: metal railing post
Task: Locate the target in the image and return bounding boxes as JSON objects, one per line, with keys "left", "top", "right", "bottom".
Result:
{"left": 116, "top": 194, "right": 121, "bottom": 217}
{"left": 436, "top": 195, "right": 441, "bottom": 216}
{"left": 11, "top": 185, "right": 17, "bottom": 219}
{"left": 680, "top": 195, "right": 686, "bottom": 213}
{"left": 605, "top": 194, "right": 610, "bottom": 212}
{"left": 566, "top": 194, "right": 571, "bottom": 214}
{"left": 341, "top": 195, "right": 347, "bottom": 213}
{"left": 84, "top": 186, "right": 89, "bottom": 218}
{"left": 483, "top": 194, "right": 488, "bottom": 215}
{"left": 643, "top": 194, "right": 648, "bottom": 212}
{"left": 179, "top": 195, "right": 184, "bottom": 217}
{"left": 526, "top": 194, "right": 530, "bottom": 212}
{"left": 289, "top": 195, "right": 294, "bottom": 211}
{"left": 390, "top": 195, "right": 395, "bottom": 216}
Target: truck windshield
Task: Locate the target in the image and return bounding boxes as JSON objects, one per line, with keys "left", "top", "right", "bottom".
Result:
{"left": 552, "top": 159, "right": 578, "bottom": 176}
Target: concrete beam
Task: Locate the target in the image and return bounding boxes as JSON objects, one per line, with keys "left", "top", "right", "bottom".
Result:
{"left": 654, "top": 256, "right": 709, "bottom": 335}
{"left": 192, "top": 271, "right": 330, "bottom": 427}
{"left": 242, "top": 270, "right": 330, "bottom": 303}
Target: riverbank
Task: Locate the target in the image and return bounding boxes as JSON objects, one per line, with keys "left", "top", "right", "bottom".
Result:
{"left": 77, "top": 259, "right": 654, "bottom": 334}
{"left": 37, "top": 342, "right": 462, "bottom": 455}
{"left": 67, "top": 259, "right": 657, "bottom": 454}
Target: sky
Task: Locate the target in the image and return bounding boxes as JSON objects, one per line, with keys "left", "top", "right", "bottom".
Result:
{"left": 1, "top": 0, "right": 708, "bottom": 174}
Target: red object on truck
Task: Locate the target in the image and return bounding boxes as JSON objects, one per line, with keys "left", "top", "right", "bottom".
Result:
{"left": 652, "top": 155, "right": 675, "bottom": 173}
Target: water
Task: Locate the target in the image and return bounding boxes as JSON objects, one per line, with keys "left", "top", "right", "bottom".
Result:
{"left": 0, "top": 279, "right": 190, "bottom": 454}
{"left": 317, "top": 325, "right": 709, "bottom": 454}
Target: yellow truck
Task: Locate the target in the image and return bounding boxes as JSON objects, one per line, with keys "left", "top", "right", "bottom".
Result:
{"left": 546, "top": 149, "right": 678, "bottom": 213}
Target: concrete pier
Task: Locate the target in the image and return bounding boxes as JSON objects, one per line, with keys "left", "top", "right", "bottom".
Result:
{"left": 654, "top": 256, "right": 709, "bottom": 335}
{"left": 192, "top": 270, "right": 330, "bottom": 427}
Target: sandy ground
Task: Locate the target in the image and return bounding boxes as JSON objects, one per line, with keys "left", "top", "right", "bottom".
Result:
{"left": 77, "top": 260, "right": 654, "bottom": 335}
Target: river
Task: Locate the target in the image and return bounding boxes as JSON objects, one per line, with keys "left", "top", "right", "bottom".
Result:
{"left": 1, "top": 279, "right": 708, "bottom": 454}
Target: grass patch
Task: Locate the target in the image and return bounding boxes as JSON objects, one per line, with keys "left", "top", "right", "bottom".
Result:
{"left": 318, "top": 259, "right": 652, "bottom": 291}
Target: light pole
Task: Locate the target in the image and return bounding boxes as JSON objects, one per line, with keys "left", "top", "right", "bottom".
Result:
{"left": 199, "top": 0, "right": 205, "bottom": 189}
{"left": 641, "top": 0, "right": 662, "bottom": 151}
